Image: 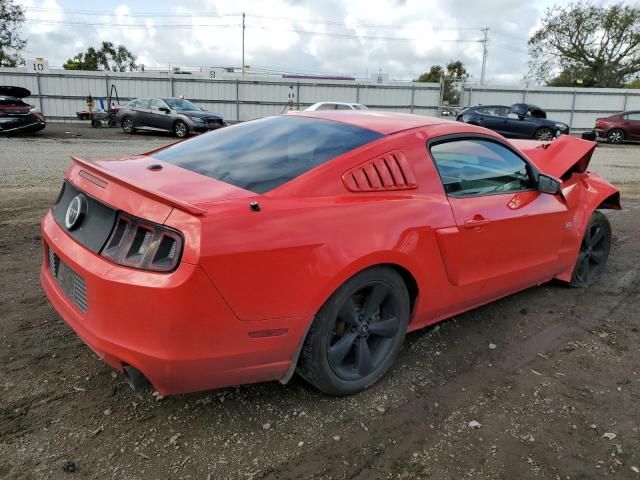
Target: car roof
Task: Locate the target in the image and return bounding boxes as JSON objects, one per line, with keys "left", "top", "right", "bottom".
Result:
{"left": 287, "top": 110, "right": 452, "bottom": 135}
{"left": 311, "top": 101, "right": 360, "bottom": 106}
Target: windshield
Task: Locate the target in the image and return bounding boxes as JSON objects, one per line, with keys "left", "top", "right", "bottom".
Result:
{"left": 152, "top": 115, "right": 383, "bottom": 193}
{"left": 164, "top": 98, "right": 201, "bottom": 112}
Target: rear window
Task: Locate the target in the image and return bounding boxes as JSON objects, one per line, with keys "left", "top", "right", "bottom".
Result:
{"left": 152, "top": 115, "right": 383, "bottom": 193}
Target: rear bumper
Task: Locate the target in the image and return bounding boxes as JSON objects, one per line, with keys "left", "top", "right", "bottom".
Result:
{"left": 0, "top": 115, "right": 46, "bottom": 134}
{"left": 40, "top": 210, "right": 304, "bottom": 395}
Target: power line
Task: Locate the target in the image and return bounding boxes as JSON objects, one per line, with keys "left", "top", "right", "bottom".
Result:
{"left": 22, "top": 19, "right": 484, "bottom": 43}
{"left": 24, "top": 7, "right": 241, "bottom": 18}
{"left": 24, "top": 7, "right": 483, "bottom": 32}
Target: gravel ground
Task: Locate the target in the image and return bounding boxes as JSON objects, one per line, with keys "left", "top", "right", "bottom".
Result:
{"left": 1, "top": 125, "right": 639, "bottom": 479}
{"left": 1, "top": 123, "right": 638, "bottom": 187}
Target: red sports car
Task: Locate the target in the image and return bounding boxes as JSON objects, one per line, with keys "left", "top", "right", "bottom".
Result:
{"left": 41, "top": 111, "right": 621, "bottom": 396}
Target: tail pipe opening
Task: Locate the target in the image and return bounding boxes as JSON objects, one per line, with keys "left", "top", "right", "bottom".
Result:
{"left": 122, "top": 365, "right": 151, "bottom": 391}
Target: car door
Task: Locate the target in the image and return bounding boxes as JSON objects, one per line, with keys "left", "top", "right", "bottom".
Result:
{"left": 128, "top": 99, "right": 150, "bottom": 127}
{"left": 502, "top": 113, "right": 540, "bottom": 138}
{"left": 623, "top": 112, "right": 640, "bottom": 140}
{"left": 146, "top": 98, "right": 173, "bottom": 131}
{"left": 429, "top": 137, "right": 569, "bottom": 300}
{"left": 472, "top": 107, "right": 505, "bottom": 134}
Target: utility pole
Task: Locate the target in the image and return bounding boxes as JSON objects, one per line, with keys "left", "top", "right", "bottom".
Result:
{"left": 480, "top": 27, "right": 489, "bottom": 85}
{"left": 242, "top": 12, "right": 246, "bottom": 77}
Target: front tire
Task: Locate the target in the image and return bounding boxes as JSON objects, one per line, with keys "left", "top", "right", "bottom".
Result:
{"left": 569, "top": 211, "right": 612, "bottom": 287}
{"left": 298, "top": 267, "right": 410, "bottom": 396}
{"left": 173, "top": 120, "right": 188, "bottom": 138}
{"left": 534, "top": 127, "right": 554, "bottom": 141}
{"left": 607, "top": 129, "right": 625, "bottom": 144}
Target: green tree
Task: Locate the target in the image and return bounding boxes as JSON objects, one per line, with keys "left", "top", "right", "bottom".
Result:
{"left": 416, "top": 61, "right": 468, "bottom": 104}
{"left": 0, "top": 0, "right": 26, "bottom": 67}
{"left": 529, "top": 2, "right": 640, "bottom": 88}
{"left": 63, "top": 42, "right": 138, "bottom": 72}
{"left": 626, "top": 77, "right": 640, "bottom": 89}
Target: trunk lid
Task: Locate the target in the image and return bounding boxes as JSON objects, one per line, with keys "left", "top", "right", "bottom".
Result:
{"left": 71, "top": 155, "right": 254, "bottom": 215}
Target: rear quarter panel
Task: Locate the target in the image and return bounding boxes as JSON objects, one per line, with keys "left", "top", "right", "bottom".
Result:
{"left": 189, "top": 129, "right": 466, "bottom": 326}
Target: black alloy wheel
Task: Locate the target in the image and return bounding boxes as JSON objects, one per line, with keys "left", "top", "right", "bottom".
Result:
{"left": 570, "top": 211, "right": 611, "bottom": 287}
{"left": 299, "top": 267, "right": 410, "bottom": 395}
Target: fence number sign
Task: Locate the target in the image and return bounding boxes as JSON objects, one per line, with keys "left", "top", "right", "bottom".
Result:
{"left": 27, "top": 59, "right": 50, "bottom": 74}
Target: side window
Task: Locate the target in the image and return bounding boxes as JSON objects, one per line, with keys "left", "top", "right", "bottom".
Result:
{"left": 131, "top": 99, "right": 150, "bottom": 109}
{"left": 150, "top": 99, "right": 166, "bottom": 111}
{"left": 336, "top": 104, "right": 352, "bottom": 110}
{"left": 429, "top": 139, "right": 534, "bottom": 197}
{"left": 625, "top": 112, "right": 640, "bottom": 121}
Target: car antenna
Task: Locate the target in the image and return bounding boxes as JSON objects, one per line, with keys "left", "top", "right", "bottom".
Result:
{"left": 250, "top": 201, "right": 261, "bottom": 212}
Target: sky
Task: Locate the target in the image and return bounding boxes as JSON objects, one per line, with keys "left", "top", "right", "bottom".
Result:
{"left": 15, "top": 0, "right": 618, "bottom": 84}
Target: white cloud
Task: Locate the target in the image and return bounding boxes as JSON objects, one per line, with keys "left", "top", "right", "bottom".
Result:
{"left": 15, "top": 0, "right": 624, "bottom": 83}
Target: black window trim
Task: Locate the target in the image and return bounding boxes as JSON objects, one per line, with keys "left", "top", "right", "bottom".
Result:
{"left": 426, "top": 133, "right": 543, "bottom": 199}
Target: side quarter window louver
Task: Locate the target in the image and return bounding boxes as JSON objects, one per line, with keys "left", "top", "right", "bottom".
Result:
{"left": 342, "top": 151, "right": 417, "bottom": 192}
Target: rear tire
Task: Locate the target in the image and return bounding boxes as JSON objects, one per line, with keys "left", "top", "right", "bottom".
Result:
{"left": 121, "top": 117, "right": 135, "bottom": 134}
{"left": 298, "top": 267, "right": 410, "bottom": 396}
{"left": 174, "top": 120, "right": 188, "bottom": 138}
{"left": 607, "top": 129, "right": 625, "bottom": 144}
{"left": 534, "top": 127, "right": 554, "bottom": 141}
{"left": 569, "top": 211, "right": 611, "bottom": 288}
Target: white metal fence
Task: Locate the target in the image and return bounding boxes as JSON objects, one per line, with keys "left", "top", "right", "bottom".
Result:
{"left": 462, "top": 85, "right": 640, "bottom": 131}
{"left": 0, "top": 68, "right": 441, "bottom": 123}
{"left": 2, "top": 67, "right": 639, "bottom": 131}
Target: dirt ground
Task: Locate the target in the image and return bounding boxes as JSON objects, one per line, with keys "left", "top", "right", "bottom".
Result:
{"left": 1, "top": 128, "right": 640, "bottom": 479}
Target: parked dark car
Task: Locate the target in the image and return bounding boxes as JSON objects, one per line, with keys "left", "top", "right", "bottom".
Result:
{"left": 116, "top": 97, "right": 226, "bottom": 138}
{"left": 589, "top": 111, "right": 640, "bottom": 144}
{"left": 0, "top": 86, "right": 46, "bottom": 134}
{"left": 456, "top": 103, "right": 569, "bottom": 141}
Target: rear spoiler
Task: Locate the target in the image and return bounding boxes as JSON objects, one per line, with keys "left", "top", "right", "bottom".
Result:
{"left": 70, "top": 156, "right": 207, "bottom": 216}
{"left": 511, "top": 136, "right": 596, "bottom": 181}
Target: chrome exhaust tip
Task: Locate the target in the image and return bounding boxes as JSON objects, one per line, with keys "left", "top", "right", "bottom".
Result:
{"left": 122, "top": 365, "right": 151, "bottom": 391}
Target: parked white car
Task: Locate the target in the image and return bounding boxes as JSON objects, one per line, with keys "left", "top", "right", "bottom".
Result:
{"left": 304, "top": 102, "right": 368, "bottom": 111}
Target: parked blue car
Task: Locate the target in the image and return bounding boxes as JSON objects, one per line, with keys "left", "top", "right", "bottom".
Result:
{"left": 456, "top": 103, "right": 569, "bottom": 141}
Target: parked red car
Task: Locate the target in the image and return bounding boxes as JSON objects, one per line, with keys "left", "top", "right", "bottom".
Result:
{"left": 592, "top": 110, "right": 640, "bottom": 144}
{"left": 0, "top": 86, "right": 46, "bottom": 134}
{"left": 41, "top": 111, "right": 620, "bottom": 396}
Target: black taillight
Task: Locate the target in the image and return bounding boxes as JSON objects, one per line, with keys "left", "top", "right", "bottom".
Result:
{"left": 101, "top": 213, "right": 183, "bottom": 272}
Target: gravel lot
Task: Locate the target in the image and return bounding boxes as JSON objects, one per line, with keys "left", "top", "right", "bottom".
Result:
{"left": 1, "top": 124, "right": 639, "bottom": 479}
{"left": 1, "top": 123, "right": 638, "bottom": 187}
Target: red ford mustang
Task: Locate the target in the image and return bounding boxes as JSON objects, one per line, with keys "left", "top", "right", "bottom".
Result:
{"left": 41, "top": 111, "right": 621, "bottom": 396}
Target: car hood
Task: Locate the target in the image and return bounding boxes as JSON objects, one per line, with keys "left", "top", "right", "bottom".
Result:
{"left": 511, "top": 135, "right": 596, "bottom": 180}
{"left": 182, "top": 111, "right": 224, "bottom": 120}
{"left": 0, "top": 86, "right": 31, "bottom": 99}
{"left": 70, "top": 154, "right": 253, "bottom": 216}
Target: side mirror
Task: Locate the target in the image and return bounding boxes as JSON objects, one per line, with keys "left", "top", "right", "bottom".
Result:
{"left": 159, "top": 107, "right": 170, "bottom": 113}
{"left": 518, "top": 114, "right": 525, "bottom": 120}
{"left": 538, "top": 174, "right": 561, "bottom": 195}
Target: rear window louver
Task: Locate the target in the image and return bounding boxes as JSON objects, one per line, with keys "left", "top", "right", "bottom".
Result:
{"left": 342, "top": 151, "right": 417, "bottom": 192}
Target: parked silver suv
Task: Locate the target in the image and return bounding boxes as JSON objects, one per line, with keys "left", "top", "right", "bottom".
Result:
{"left": 116, "top": 97, "right": 226, "bottom": 137}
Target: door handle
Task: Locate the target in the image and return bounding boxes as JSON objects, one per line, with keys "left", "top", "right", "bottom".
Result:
{"left": 464, "top": 217, "right": 491, "bottom": 228}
